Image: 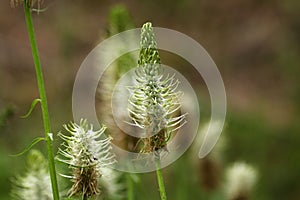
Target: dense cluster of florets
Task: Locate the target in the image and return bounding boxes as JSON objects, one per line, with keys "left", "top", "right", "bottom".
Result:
{"left": 128, "top": 22, "right": 186, "bottom": 154}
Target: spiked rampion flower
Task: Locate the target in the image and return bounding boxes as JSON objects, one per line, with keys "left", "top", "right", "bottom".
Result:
{"left": 11, "top": 150, "right": 53, "bottom": 200}
{"left": 57, "top": 120, "right": 116, "bottom": 199}
{"left": 128, "top": 22, "right": 187, "bottom": 154}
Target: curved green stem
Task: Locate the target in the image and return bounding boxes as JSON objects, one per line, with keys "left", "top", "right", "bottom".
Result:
{"left": 155, "top": 156, "right": 167, "bottom": 200}
{"left": 23, "top": 2, "right": 59, "bottom": 200}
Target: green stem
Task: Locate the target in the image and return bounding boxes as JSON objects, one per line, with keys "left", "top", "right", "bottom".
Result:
{"left": 155, "top": 156, "right": 167, "bottom": 200}
{"left": 23, "top": 2, "right": 59, "bottom": 200}
{"left": 126, "top": 173, "right": 134, "bottom": 200}
{"left": 83, "top": 194, "right": 88, "bottom": 200}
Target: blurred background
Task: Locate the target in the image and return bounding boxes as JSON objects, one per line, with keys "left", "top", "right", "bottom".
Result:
{"left": 1, "top": 0, "right": 300, "bottom": 199}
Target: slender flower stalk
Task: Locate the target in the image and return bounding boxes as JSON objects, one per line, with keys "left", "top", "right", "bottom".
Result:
{"left": 57, "top": 120, "right": 116, "bottom": 199}
{"left": 126, "top": 173, "right": 134, "bottom": 200}
{"left": 155, "top": 157, "right": 167, "bottom": 200}
{"left": 14, "top": 1, "right": 60, "bottom": 199}
{"left": 128, "top": 22, "right": 187, "bottom": 200}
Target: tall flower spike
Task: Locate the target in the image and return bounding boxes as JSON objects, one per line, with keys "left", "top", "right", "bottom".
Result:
{"left": 128, "top": 22, "right": 187, "bottom": 154}
{"left": 57, "top": 119, "right": 116, "bottom": 199}
{"left": 11, "top": 150, "right": 53, "bottom": 200}
{"left": 97, "top": 4, "right": 138, "bottom": 151}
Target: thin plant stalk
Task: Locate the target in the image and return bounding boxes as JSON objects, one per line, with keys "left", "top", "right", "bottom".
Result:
{"left": 83, "top": 194, "right": 88, "bottom": 200}
{"left": 126, "top": 173, "right": 134, "bottom": 200}
{"left": 155, "top": 157, "right": 167, "bottom": 200}
{"left": 23, "top": 2, "right": 59, "bottom": 200}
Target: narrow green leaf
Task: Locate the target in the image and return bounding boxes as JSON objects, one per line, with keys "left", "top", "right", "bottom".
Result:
{"left": 21, "top": 98, "right": 41, "bottom": 118}
{"left": 10, "top": 137, "right": 45, "bottom": 157}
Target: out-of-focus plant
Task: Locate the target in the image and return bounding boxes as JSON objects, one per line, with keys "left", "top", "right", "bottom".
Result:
{"left": 0, "top": 105, "right": 15, "bottom": 130}
{"left": 96, "top": 5, "right": 139, "bottom": 200}
{"left": 192, "top": 121, "right": 226, "bottom": 192}
{"left": 98, "top": 167, "right": 124, "bottom": 200}
{"left": 11, "top": 149, "right": 53, "bottom": 200}
{"left": 97, "top": 4, "right": 137, "bottom": 151}
{"left": 225, "top": 162, "right": 258, "bottom": 200}
{"left": 188, "top": 121, "right": 260, "bottom": 200}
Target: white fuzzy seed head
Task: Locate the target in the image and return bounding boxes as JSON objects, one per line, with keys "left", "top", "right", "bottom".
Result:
{"left": 225, "top": 162, "right": 258, "bottom": 200}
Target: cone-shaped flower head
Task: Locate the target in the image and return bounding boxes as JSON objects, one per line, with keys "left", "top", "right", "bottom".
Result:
{"left": 57, "top": 120, "right": 116, "bottom": 198}
{"left": 11, "top": 150, "right": 53, "bottom": 200}
{"left": 128, "top": 22, "right": 186, "bottom": 154}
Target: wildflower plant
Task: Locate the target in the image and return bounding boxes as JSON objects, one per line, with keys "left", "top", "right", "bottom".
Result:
{"left": 97, "top": 4, "right": 137, "bottom": 151}
{"left": 97, "top": 5, "right": 138, "bottom": 200}
{"left": 57, "top": 120, "right": 116, "bottom": 199}
{"left": 127, "top": 22, "right": 187, "bottom": 200}
{"left": 10, "top": 1, "right": 59, "bottom": 199}
{"left": 11, "top": 150, "right": 53, "bottom": 200}
{"left": 128, "top": 22, "right": 187, "bottom": 154}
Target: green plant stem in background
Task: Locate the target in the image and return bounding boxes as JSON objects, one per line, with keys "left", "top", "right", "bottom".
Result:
{"left": 23, "top": 2, "right": 59, "bottom": 200}
{"left": 155, "top": 157, "right": 167, "bottom": 200}
{"left": 83, "top": 194, "right": 88, "bottom": 200}
{"left": 126, "top": 173, "right": 134, "bottom": 200}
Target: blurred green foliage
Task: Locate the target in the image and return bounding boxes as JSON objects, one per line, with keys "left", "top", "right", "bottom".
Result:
{"left": 0, "top": 105, "right": 15, "bottom": 130}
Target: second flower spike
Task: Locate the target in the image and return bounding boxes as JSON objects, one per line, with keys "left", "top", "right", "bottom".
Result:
{"left": 57, "top": 119, "right": 116, "bottom": 199}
